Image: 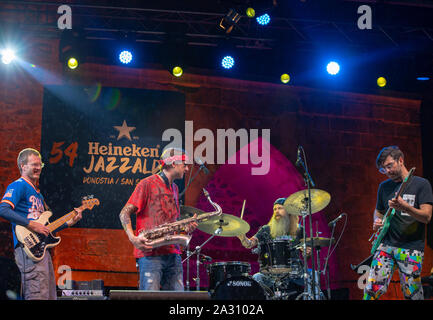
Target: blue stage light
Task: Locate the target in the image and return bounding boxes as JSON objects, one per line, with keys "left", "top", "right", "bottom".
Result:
{"left": 256, "top": 14, "right": 270, "bottom": 26}
{"left": 119, "top": 50, "right": 133, "bottom": 64}
{"left": 221, "top": 55, "right": 235, "bottom": 69}
{"left": 326, "top": 61, "right": 340, "bottom": 75}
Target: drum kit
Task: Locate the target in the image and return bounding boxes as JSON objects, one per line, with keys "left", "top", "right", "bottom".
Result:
{"left": 180, "top": 188, "right": 337, "bottom": 300}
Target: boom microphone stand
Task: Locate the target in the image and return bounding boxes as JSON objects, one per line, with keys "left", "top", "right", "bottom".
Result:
{"left": 295, "top": 146, "right": 318, "bottom": 300}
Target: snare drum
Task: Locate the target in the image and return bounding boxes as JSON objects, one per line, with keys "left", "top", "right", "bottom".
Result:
{"left": 207, "top": 261, "right": 251, "bottom": 292}
{"left": 258, "top": 240, "right": 303, "bottom": 276}
{"left": 211, "top": 276, "right": 266, "bottom": 300}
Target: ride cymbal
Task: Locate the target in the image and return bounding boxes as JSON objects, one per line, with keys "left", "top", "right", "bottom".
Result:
{"left": 283, "top": 189, "right": 331, "bottom": 216}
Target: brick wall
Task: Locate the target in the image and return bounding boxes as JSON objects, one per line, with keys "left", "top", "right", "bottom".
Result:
{"left": 0, "top": 37, "right": 430, "bottom": 299}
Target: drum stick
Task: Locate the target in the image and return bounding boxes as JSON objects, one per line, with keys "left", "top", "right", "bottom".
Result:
{"left": 240, "top": 200, "right": 246, "bottom": 220}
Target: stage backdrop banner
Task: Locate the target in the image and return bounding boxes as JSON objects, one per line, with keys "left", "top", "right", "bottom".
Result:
{"left": 40, "top": 85, "right": 185, "bottom": 229}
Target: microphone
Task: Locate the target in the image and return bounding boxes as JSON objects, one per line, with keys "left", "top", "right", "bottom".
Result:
{"left": 295, "top": 146, "right": 302, "bottom": 167}
{"left": 328, "top": 213, "right": 345, "bottom": 227}
{"left": 195, "top": 157, "right": 209, "bottom": 175}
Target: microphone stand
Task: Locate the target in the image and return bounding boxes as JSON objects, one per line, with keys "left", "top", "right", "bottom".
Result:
{"left": 179, "top": 164, "right": 205, "bottom": 290}
{"left": 296, "top": 146, "right": 318, "bottom": 300}
{"left": 322, "top": 221, "right": 337, "bottom": 300}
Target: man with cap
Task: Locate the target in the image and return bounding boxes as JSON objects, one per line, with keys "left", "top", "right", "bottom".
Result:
{"left": 119, "top": 147, "right": 197, "bottom": 291}
{"left": 238, "top": 197, "right": 310, "bottom": 299}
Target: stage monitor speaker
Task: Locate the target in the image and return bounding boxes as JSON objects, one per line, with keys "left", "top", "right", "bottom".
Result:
{"left": 109, "top": 290, "right": 210, "bottom": 300}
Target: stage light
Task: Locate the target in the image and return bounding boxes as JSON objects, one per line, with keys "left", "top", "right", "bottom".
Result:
{"left": 219, "top": 9, "right": 241, "bottom": 34}
{"left": 67, "top": 57, "right": 79, "bottom": 69}
{"left": 280, "top": 73, "right": 290, "bottom": 84}
{"left": 221, "top": 55, "right": 235, "bottom": 69}
{"left": 416, "top": 76, "right": 430, "bottom": 81}
{"left": 256, "top": 13, "right": 270, "bottom": 26}
{"left": 119, "top": 50, "right": 133, "bottom": 64}
{"left": 1, "top": 48, "right": 16, "bottom": 65}
{"left": 326, "top": 61, "right": 340, "bottom": 75}
{"left": 172, "top": 66, "right": 183, "bottom": 77}
{"left": 377, "top": 77, "right": 387, "bottom": 87}
{"left": 246, "top": 7, "right": 256, "bottom": 18}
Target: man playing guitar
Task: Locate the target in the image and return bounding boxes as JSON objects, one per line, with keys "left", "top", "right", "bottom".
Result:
{"left": 364, "top": 146, "right": 433, "bottom": 300}
{"left": 0, "top": 148, "right": 82, "bottom": 299}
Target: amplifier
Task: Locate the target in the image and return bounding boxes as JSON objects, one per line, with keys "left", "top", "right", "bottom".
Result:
{"left": 60, "top": 279, "right": 105, "bottom": 298}
{"left": 61, "top": 289, "right": 104, "bottom": 297}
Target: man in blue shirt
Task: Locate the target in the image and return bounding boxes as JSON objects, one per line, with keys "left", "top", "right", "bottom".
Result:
{"left": 0, "top": 148, "right": 82, "bottom": 299}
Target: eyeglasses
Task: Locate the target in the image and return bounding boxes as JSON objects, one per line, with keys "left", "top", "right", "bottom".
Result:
{"left": 26, "top": 162, "right": 45, "bottom": 169}
{"left": 379, "top": 160, "right": 396, "bottom": 174}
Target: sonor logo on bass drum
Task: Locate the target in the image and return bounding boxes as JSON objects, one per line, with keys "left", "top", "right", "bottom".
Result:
{"left": 227, "top": 280, "right": 252, "bottom": 287}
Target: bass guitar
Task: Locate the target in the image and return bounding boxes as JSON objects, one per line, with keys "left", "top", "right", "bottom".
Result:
{"left": 369, "top": 167, "right": 415, "bottom": 254}
{"left": 15, "top": 196, "right": 100, "bottom": 261}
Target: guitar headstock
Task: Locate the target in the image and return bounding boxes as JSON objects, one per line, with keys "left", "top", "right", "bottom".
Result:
{"left": 81, "top": 195, "right": 100, "bottom": 210}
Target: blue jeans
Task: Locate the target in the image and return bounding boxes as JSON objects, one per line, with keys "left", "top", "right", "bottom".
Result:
{"left": 137, "top": 254, "right": 184, "bottom": 291}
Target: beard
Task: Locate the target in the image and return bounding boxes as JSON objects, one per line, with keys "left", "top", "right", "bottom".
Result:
{"left": 268, "top": 214, "right": 291, "bottom": 238}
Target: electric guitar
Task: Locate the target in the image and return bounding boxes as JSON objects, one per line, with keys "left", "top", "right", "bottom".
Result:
{"left": 369, "top": 167, "right": 415, "bottom": 254}
{"left": 15, "top": 196, "right": 100, "bottom": 262}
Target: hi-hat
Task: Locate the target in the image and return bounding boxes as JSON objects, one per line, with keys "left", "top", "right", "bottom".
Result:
{"left": 283, "top": 189, "right": 331, "bottom": 216}
{"left": 197, "top": 213, "right": 250, "bottom": 237}
{"left": 180, "top": 205, "right": 204, "bottom": 220}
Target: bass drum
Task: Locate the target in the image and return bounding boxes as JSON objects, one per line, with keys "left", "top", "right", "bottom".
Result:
{"left": 207, "top": 261, "right": 251, "bottom": 292}
{"left": 211, "top": 276, "right": 267, "bottom": 300}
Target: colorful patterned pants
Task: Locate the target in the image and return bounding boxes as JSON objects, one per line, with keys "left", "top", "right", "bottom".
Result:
{"left": 363, "top": 243, "right": 424, "bottom": 300}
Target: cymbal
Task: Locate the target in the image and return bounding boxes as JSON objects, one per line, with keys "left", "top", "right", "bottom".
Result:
{"left": 300, "top": 237, "right": 335, "bottom": 247}
{"left": 283, "top": 189, "right": 331, "bottom": 216}
{"left": 180, "top": 205, "right": 204, "bottom": 219}
{"left": 197, "top": 213, "right": 250, "bottom": 237}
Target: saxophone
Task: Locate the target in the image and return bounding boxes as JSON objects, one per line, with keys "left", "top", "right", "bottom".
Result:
{"left": 138, "top": 189, "right": 222, "bottom": 249}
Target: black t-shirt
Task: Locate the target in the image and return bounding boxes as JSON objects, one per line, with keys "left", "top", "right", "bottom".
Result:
{"left": 376, "top": 176, "right": 433, "bottom": 251}
{"left": 254, "top": 225, "right": 304, "bottom": 269}
{"left": 254, "top": 225, "right": 303, "bottom": 244}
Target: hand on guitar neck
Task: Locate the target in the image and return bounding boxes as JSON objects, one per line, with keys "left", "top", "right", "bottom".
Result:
{"left": 372, "top": 210, "right": 384, "bottom": 231}
{"left": 66, "top": 207, "right": 83, "bottom": 227}
{"left": 388, "top": 196, "right": 409, "bottom": 213}
{"left": 27, "top": 207, "right": 83, "bottom": 236}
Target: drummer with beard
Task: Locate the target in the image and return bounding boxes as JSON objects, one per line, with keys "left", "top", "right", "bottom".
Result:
{"left": 237, "top": 197, "right": 311, "bottom": 299}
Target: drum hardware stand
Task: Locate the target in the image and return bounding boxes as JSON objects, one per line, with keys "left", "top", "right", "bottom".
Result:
{"left": 185, "top": 243, "right": 191, "bottom": 290}
{"left": 182, "top": 224, "right": 222, "bottom": 291}
{"left": 296, "top": 210, "right": 314, "bottom": 300}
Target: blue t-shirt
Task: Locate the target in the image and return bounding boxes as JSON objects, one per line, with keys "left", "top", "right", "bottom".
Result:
{"left": 1, "top": 177, "right": 46, "bottom": 247}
